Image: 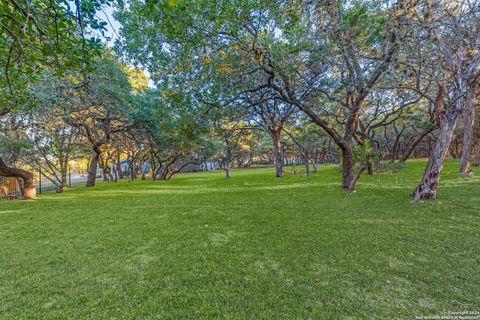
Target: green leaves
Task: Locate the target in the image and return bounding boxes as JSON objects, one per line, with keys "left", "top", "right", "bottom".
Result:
{"left": 167, "top": 0, "right": 177, "bottom": 7}
{"left": 0, "top": 0, "right": 116, "bottom": 111}
{"left": 353, "top": 139, "right": 378, "bottom": 168}
{"left": 341, "top": 0, "right": 388, "bottom": 45}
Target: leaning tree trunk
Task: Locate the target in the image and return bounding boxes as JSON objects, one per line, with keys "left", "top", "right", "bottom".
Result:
{"left": 412, "top": 100, "right": 464, "bottom": 201}
{"left": 0, "top": 157, "right": 36, "bottom": 200}
{"left": 459, "top": 88, "right": 475, "bottom": 175}
{"left": 350, "top": 165, "right": 366, "bottom": 191}
{"left": 272, "top": 132, "right": 283, "bottom": 178}
{"left": 86, "top": 147, "right": 100, "bottom": 187}
{"left": 399, "top": 127, "right": 436, "bottom": 163}
{"left": 152, "top": 165, "right": 161, "bottom": 181}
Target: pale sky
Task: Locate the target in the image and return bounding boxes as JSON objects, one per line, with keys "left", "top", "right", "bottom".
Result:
{"left": 97, "top": 5, "right": 121, "bottom": 47}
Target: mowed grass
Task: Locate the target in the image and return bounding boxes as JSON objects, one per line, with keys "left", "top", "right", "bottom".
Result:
{"left": 0, "top": 160, "right": 479, "bottom": 319}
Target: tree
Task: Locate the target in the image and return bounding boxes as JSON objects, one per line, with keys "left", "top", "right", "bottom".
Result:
{"left": 260, "top": 2, "right": 407, "bottom": 190}
{"left": 116, "top": 0, "right": 412, "bottom": 192}
{"left": 130, "top": 89, "right": 213, "bottom": 180}
{"left": 0, "top": 0, "right": 114, "bottom": 199}
{"left": 0, "top": 112, "right": 35, "bottom": 198}
{"left": 26, "top": 96, "right": 81, "bottom": 191}
{"left": 211, "top": 120, "right": 255, "bottom": 179}
{"left": 246, "top": 95, "right": 295, "bottom": 177}
{"left": 282, "top": 122, "right": 315, "bottom": 177}
{"left": 66, "top": 55, "right": 133, "bottom": 187}
{"left": 412, "top": 1, "right": 480, "bottom": 200}
{"left": 458, "top": 84, "right": 477, "bottom": 175}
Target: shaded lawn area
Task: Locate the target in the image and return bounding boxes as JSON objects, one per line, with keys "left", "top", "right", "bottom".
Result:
{"left": 0, "top": 160, "right": 479, "bottom": 319}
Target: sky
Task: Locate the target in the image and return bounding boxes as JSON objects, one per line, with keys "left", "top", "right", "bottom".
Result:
{"left": 97, "top": 5, "right": 121, "bottom": 47}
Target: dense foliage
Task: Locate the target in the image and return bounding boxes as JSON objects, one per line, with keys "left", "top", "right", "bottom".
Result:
{"left": 1, "top": 0, "right": 479, "bottom": 200}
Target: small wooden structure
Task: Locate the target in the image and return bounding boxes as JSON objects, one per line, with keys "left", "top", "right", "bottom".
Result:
{"left": 0, "top": 177, "right": 22, "bottom": 200}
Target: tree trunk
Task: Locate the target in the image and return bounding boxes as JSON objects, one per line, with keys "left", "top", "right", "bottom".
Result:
{"left": 412, "top": 100, "right": 463, "bottom": 201}
{"left": 367, "top": 163, "right": 374, "bottom": 176}
{"left": 459, "top": 88, "right": 475, "bottom": 175}
{"left": 224, "top": 159, "right": 231, "bottom": 179}
{"left": 272, "top": 132, "right": 283, "bottom": 177}
{"left": 312, "top": 160, "right": 317, "bottom": 174}
{"left": 159, "top": 169, "right": 167, "bottom": 180}
{"left": 86, "top": 148, "right": 100, "bottom": 187}
{"left": 474, "top": 139, "right": 480, "bottom": 167}
{"left": 127, "top": 157, "right": 135, "bottom": 181}
{"left": 153, "top": 165, "right": 160, "bottom": 181}
{"left": 102, "top": 167, "right": 109, "bottom": 182}
{"left": 116, "top": 153, "right": 124, "bottom": 179}
{"left": 112, "top": 165, "right": 118, "bottom": 182}
{"left": 61, "top": 169, "right": 67, "bottom": 190}
{"left": 0, "top": 157, "right": 36, "bottom": 200}
{"left": 341, "top": 146, "right": 355, "bottom": 191}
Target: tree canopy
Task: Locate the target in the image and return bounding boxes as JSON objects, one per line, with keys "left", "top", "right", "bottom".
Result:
{"left": 1, "top": 0, "right": 480, "bottom": 201}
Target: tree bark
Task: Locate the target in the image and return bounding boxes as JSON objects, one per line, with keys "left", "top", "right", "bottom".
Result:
{"left": 112, "top": 165, "right": 118, "bottom": 182}
{"left": 61, "top": 169, "right": 67, "bottom": 190}
{"left": 312, "top": 160, "right": 317, "bottom": 174}
{"left": 474, "top": 138, "right": 480, "bottom": 167}
{"left": 412, "top": 99, "right": 463, "bottom": 201}
{"left": 116, "top": 153, "right": 124, "bottom": 179}
{"left": 224, "top": 168, "right": 231, "bottom": 179}
{"left": 272, "top": 132, "right": 284, "bottom": 178}
{"left": 459, "top": 88, "right": 475, "bottom": 175}
{"left": 0, "top": 157, "right": 36, "bottom": 200}
{"left": 152, "top": 165, "right": 161, "bottom": 181}
{"left": 341, "top": 146, "right": 355, "bottom": 191}
{"left": 350, "top": 165, "right": 366, "bottom": 191}
{"left": 86, "top": 147, "right": 100, "bottom": 187}
{"left": 367, "top": 163, "right": 374, "bottom": 176}
{"left": 305, "top": 163, "right": 310, "bottom": 177}
{"left": 100, "top": 163, "right": 109, "bottom": 182}
{"left": 224, "top": 159, "right": 231, "bottom": 179}
{"left": 127, "top": 156, "right": 135, "bottom": 181}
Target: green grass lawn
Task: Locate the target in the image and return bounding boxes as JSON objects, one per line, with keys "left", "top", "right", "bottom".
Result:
{"left": 1, "top": 160, "right": 479, "bottom": 319}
